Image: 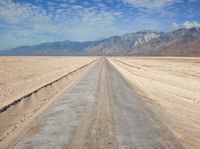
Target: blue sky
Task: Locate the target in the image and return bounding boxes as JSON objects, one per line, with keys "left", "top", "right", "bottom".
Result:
{"left": 0, "top": 0, "right": 200, "bottom": 50}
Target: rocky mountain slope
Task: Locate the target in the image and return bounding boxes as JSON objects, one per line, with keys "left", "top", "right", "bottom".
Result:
{"left": 132, "top": 27, "right": 200, "bottom": 56}
{"left": 85, "top": 31, "right": 163, "bottom": 55}
{"left": 1, "top": 28, "right": 200, "bottom": 56}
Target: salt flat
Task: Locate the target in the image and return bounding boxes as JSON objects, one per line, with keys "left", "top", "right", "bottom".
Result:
{"left": 0, "top": 56, "right": 96, "bottom": 109}
{"left": 0, "top": 56, "right": 199, "bottom": 149}
{"left": 109, "top": 57, "right": 200, "bottom": 149}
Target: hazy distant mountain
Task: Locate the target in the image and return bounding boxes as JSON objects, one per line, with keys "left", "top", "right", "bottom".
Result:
{"left": 0, "top": 41, "right": 95, "bottom": 56}
{"left": 1, "top": 28, "right": 200, "bottom": 56}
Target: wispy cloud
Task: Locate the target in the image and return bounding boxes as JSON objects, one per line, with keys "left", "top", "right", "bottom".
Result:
{"left": 0, "top": 0, "right": 199, "bottom": 50}
{"left": 122, "top": 0, "right": 182, "bottom": 9}
{"left": 0, "top": 0, "right": 127, "bottom": 49}
{"left": 173, "top": 21, "right": 200, "bottom": 29}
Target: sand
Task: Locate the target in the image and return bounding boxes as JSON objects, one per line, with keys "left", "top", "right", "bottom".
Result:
{"left": 0, "top": 56, "right": 96, "bottom": 109}
{"left": 109, "top": 57, "right": 200, "bottom": 149}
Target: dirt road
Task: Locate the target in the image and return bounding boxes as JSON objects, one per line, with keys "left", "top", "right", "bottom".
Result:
{"left": 1, "top": 58, "right": 185, "bottom": 149}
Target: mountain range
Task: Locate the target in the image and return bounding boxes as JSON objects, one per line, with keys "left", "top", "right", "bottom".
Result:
{"left": 1, "top": 27, "right": 200, "bottom": 56}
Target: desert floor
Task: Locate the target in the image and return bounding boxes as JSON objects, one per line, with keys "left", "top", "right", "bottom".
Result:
{"left": 109, "top": 57, "right": 200, "bottom": 149}
{"left": 0, "top": 56, "right": 95, "bottom": 109}
{"left": 0, "top": 56, "right": 199, "bottom": 149}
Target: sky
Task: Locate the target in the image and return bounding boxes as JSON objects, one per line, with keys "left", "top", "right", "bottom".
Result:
{"left": 0, "top": 0, "right": 200, "bottom": 50}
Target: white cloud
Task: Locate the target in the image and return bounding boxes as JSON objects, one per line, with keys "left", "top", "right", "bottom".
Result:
{"left": 173, "top": 21, "right": 200, "bottom": 29}
{"left": 0, "top": 0, "right": 50, "bottom": 24}
{"left": 122, "top": 0, "right": 182, "bottom": 9}
{"left": 0, "top": 0, "right": 129, "bottom": 50}
{"left": 0, "top": 0, "right": 177, "bottom": 50}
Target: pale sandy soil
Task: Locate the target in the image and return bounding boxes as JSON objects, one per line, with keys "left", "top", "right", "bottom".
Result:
{"left": 0, "top": 56, "right": 96, "bottom": 109}
{"left": 1, "top": 58, "right": 185, "bottom": 149}
{"left": 0, "top": 56, "right": 199, "bottom": 149}
{"left": 109, "top": 57, "right": 200, "bottom": 149}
